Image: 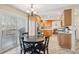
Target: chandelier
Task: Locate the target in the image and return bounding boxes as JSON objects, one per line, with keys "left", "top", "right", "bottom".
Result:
{"left": 26, "top": 4, "right": 37, "bottom": 16}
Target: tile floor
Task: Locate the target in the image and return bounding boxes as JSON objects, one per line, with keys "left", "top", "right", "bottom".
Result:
{"left": 4, "top": 35, "right": 79, "bottom": 54}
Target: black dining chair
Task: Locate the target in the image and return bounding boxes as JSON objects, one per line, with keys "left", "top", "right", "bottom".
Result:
{"left": 21, "top": 37, "right": 34, "bottom": 54}
{"left": 19, "top": 32, "right": 29, "bottom": 54}
{"left": 36, "top": 37, "right": 50, "bottom": 54}
{"left": 22, "top": 32, "right": 29, "bottom": 37}
{"left": 19, "top": 37, "right": 23, "bottom": 54}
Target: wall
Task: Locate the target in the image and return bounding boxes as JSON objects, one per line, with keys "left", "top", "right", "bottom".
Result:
{"left": 70, "top": 5, "right": 79, "bottom": 51}
{"left": 0, "top": 4, "right": 26, "bottom": 16}
{"left": 72, "top": 6, "right": 79, "bottom": 40}
{"left": 0, "top": 4, "right": 27, "bottom": 31}
{"left": 52, "top": 21, "right": 61, "bottom": 29}
{"left": 71, "top": 5, "right": 79, "bottom": 50}
{"left": 0, "top": 4, "right": 27, "bottom": 53}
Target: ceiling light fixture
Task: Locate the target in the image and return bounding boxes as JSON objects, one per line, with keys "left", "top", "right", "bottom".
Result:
{"left": 26, "top": 4, "right": 37, "bottom": 16}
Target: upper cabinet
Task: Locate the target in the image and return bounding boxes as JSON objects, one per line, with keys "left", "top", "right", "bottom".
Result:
{"left": 64, "top": 9, "right": 72, "bottom": 26}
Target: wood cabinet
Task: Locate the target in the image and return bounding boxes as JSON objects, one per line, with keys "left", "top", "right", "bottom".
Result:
{"left": 58, "top": 33, "right": 71, "bottom": 49}
{"left": 63, "top": 9, "right": 72, "bottom": 26}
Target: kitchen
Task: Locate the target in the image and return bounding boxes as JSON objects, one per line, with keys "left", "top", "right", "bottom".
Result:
{"left": 0, "top": 4, "right": 79, "bottom": 54}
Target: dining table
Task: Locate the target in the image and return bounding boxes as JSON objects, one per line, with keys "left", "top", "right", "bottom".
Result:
{"left": 23, "top": 36, "right": 44, "bottom": 54}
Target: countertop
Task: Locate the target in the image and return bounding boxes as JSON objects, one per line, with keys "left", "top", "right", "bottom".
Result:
{"left": 57, "top": 31, "right": 72, "bottom": 34}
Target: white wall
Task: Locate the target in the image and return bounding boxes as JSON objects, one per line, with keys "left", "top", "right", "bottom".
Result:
{"left": 0, "top": 5, "right": 27, "bottom": 52}
{"left": 71, "top": 5, "right": 79, "bottom": 50}
{"left": 73, "top": 7, "right": 79, "bottom": 40}
{"left": 17, "top": 16, "right": 26, "bottom": 30}
{"left": 52, "top": 21, "right": 61, "bottom": 29}
{"left": 0, "top": 11, "right": 26, "bottom": 30}
{"left": 0, "top": 4, "right": 27, "bottom": 31}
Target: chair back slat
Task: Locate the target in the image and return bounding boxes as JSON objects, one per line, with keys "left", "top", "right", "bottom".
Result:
{"left": 45, "top": 37, "right": 49, "bottom": 47}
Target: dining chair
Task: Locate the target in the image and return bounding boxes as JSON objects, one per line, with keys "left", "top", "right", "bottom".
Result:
{"left": 19, "top": 28, "right": 26, "bottom": 53}
{"left": 36, "top": 36, "right": 50, "bottom": 54}
{"left": 21, "top": 37, "right": 34, "bottom": 54}
{"left": 19, "top": 32, "right": 29, "bottom": 54}
{"left": 19, "top": 37, "right": 24, "bottom": 54}
{"left": 22, "top": 32, "right": 29, "bottom": 37}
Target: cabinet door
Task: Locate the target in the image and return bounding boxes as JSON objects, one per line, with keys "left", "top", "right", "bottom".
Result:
{"left": 64, "top": 9, "right": 72, "bottom": 26}
{"left": 61, "top": 34, "right": 67, "bottom": 48}
{"left": 59, "top": 34, "right": 65, "bottom": 48}
{"left": 58, "top": 34, "right": 71, "bottom": 49}
{"left": 65, "top": 34, "right": 71, "bottom": 49}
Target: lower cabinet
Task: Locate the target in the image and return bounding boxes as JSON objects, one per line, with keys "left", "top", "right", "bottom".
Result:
{"left": 58, "top": 33, "right": 71, "bottom": 49}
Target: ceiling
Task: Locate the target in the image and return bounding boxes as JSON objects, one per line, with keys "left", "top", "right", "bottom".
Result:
{"left": 11, "top": 4, "right": 72, "bottom": 20}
